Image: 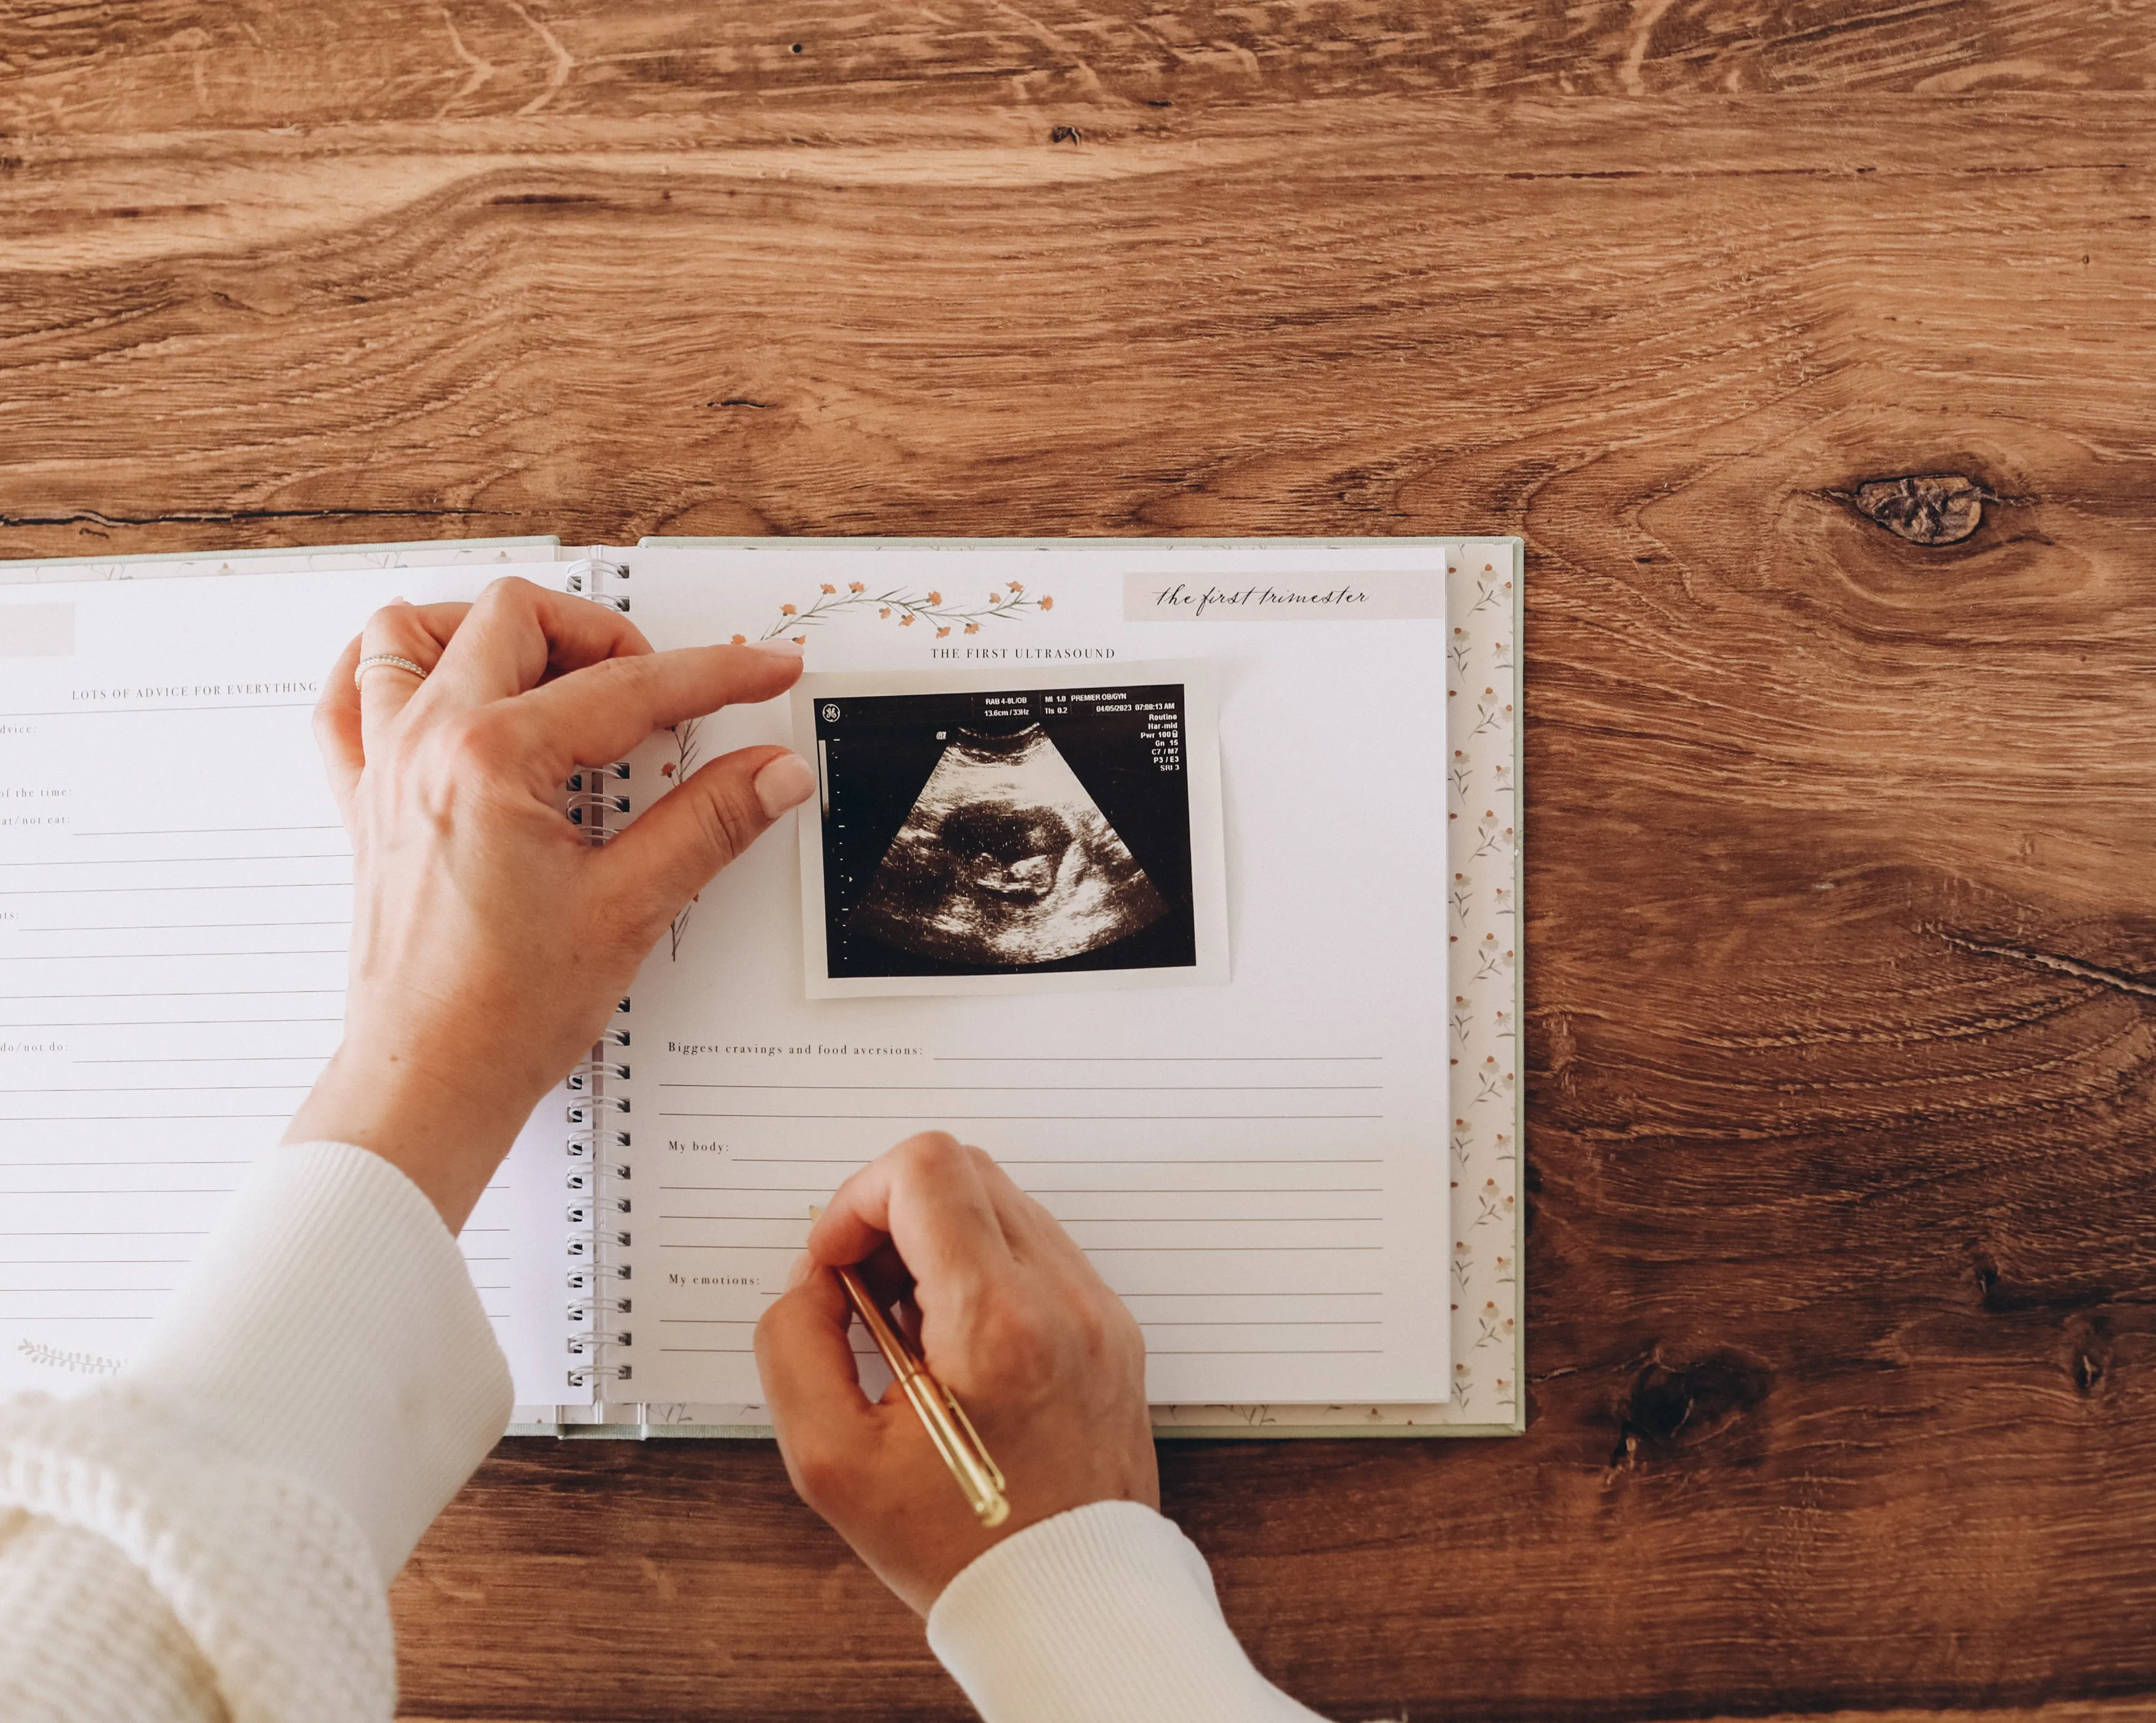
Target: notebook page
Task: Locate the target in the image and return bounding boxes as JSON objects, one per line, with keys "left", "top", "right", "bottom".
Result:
{"left": 615, "top": 543, "right": 1451, "bottom": 1408}
{"left": 0, "top": 568, "right": 577, "bottom": 1404}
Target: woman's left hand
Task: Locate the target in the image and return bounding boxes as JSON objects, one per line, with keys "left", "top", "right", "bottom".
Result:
{"left": 284, "top": 576, "right": 814, "bottom": 1229}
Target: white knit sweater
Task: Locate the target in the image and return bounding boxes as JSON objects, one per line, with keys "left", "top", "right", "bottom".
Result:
{"left": 0, "top": 1142, "right": 1325, "bottom": 1721}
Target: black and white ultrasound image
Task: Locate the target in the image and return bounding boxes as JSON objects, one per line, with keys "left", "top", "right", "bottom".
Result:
{"left": 814, "top": 684, "right": 1197, "bottom": 978}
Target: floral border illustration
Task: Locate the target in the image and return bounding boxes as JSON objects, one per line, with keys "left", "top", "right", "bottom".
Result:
{"left": 730, "top": 579, "right": 1054, "bottom": 646}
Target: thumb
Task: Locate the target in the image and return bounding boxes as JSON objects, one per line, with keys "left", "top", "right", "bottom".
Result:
{"left": 757, "top": 1261, "right": 879, "bottom": 1512}
{"left": 600, "top": 744, "right": 816, "bottom": 926}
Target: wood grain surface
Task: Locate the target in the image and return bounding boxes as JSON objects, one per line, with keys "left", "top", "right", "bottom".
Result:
{"left": 7, "top": 2, "right": 2156, "bottom": 1718}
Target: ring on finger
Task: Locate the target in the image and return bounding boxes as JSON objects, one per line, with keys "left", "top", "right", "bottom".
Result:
{"left": 353, "top": 653, "right": 431, "bottom": 690}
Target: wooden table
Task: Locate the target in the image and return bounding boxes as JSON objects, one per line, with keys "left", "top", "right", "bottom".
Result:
{"left": 6, "top": 4, "right": 2154, "bottom": 1717}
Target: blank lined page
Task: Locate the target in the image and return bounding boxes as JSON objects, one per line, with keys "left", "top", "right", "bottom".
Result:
{"left": 0, "top": 569, "right": 571, "bottom": 1402}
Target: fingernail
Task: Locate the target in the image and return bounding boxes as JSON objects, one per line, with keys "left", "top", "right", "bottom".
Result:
{"left": 754, "top": 752, "right": 817, "bottom": 819}
{"left": 746, "top": 638, "right": 804, "bottom": 658}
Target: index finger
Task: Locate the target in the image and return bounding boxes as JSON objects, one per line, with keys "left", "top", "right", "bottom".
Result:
{"left": 808, "top": 1132, "right": 1014, "bottom": 1305}
{"left": 423, "top": 576, "right": 652, "bottom": 706}
{"left": 505, "top": 642, "right": 804, "bottom": 781}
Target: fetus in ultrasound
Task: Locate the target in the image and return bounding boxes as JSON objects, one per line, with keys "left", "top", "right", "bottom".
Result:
{"left": 849, "top": 724, "right": 1168, "bottom": 966}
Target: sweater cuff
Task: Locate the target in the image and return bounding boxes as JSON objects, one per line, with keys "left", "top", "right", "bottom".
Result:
{"left": 927, "top": 1500, "right": 1322, "bottom": 1723}
{"left": 124, "top": 1140, "right": 514, "bottom": 1584}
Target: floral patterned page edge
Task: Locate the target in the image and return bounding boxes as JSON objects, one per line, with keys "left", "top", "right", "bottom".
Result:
{"left": 569, "top": 535, "right": 1525, "bottom": 1440}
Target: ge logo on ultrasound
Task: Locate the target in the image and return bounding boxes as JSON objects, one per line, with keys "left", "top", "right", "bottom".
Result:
{"left": 821, "top": 704, "right": 842, "bottom": 723}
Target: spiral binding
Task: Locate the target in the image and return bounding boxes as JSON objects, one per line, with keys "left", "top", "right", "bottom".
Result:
{"left": 563, "top": 557, "right": 632, "bottom": 612}
{"left": 562, "top": 552, "right": 636, "bottom": 1394}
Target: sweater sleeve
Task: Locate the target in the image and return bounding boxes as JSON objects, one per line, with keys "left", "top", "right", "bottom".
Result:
{"left": 927, "top": 1499, "right": 1330, "bottom": 1722}
{"left": 0, "top": 1140, "right": 514, "bottom": 1723}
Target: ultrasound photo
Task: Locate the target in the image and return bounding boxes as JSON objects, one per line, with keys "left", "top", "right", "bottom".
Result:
{"left": 794, "top": 666, "right": 1228, "bottom": 997}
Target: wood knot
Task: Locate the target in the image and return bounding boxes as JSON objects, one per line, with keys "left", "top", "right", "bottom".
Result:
{"left": 1611, "top": 1347, "right": 1772, "bottom": 1469}
{"left": 1049, "top": 125, "right": 1084, "bottom": 145}
{"left": 1840, "top": 473, "right": 1992, "bottom": 546}
{"left": 2062, "top": 1312, "right": 2117, "bottom": 1399}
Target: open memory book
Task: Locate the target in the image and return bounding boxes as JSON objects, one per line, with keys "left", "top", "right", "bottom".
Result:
{"left": 0, "top": 536, "right": 1523, "bottom": 1439}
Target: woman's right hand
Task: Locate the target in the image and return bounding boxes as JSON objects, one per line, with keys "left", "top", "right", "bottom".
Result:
{"left": 755, "top": 1132, "right": 1160, "bottom": 1616}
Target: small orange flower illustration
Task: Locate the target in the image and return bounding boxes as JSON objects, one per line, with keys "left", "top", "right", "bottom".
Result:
{"left": 1038, "top": 595, "right": 1054, "bottom": 611}
{"left": 990, "top": 592, "right": 1003, "bottom": 605}
{"left": 878, "top": 607, "right": 891, "bottom": 619}
{"left": 780, "top": 603, "right": 797, "bottom": 616}
{"left": 660, "top": 762, "right": 676, "bottom": 777}
{"left": 848, "top": 581, "right": 865, "bottom": 593}
{"left": 926, "top": 591, "right": 942, "bottom": 605}
{"left": 935, "top": 626, "right": 951, "bottom": 638}
{"left": 1008, "top": 581, "right": 1023, "bottom": 594}
{"left": 820, "top": 583, "right": 836, "bottom": 594}
{"left": 792, "top": 635, "right": 805, "bottom": 645}
{"left": 900, "top": 614, "right": 914, "bottom": 626}
{"left": 964, "top": 623, "right": 980, "bottom": 635}
{"left": 730, "top": 633, "right": 746, "bottom": 645}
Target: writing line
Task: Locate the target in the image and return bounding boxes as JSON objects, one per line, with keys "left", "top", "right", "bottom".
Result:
{"left": 658, "top": 1214, "right": 1382, "bottom": 1224}
{"left": 655, "top": 1121, "right": 1388, "bottom": 1129}
{"left": 0, "top": 951, "right": 346, "bottom": 962}
{"left": 0, "top": 1084, "right": 312, "bottom": 1094}
{"left": 0, "top": 884, "right": 349, "bottom": 897}
{"left": 74, "top": 826, "right": 345, "bottom": 839}
{"left": 1119, "top": 1290, "right": 1381, "bottom": 1298}
{"left": 0, "top": 990, "right": 342, "bottom": 1001}
{"left": 76, "top": 1057, "right": 326, "bottom": 1065}
{"left": 655, "top": 1185, "right": 1384, "bottom": 1195}
{"left": 25, "top": 921, "right": 350, "bottom": 932}
{"left": 656, "top": 1241, "right": 1379, "bottom": 1253}
{"left": 0, "top": 853, "right": 348, "bottom": 869}
{"left": 0, "top": 1121, "right": 293, "bottom": 1129}
{"left": 0, "top": 1018, "right": 345, "bottom": 1028}
{"left": 658, "top": 1083, "right": 1381, "bottom": 1092}
{"left": 732, "top": 1157, "right": 1386, "bottom": 1166}
{"left": 652, "top": 1346, "right": 1386, "bottom": 1357}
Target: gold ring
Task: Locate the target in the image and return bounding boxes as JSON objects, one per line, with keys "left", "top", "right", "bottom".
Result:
{"left": 353, "top": 653, "right": 429, "bottom": 690}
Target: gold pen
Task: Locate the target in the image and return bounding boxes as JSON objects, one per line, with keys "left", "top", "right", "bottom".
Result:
{"left": 833, "top": 1263, "right": 1009, "bottom": 1528}
{"left": 807, "top": 1204, "right": 1008, "bottom": 1527}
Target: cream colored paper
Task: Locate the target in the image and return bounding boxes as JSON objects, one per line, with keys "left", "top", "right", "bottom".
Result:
{"left": 607, "top": 542, "right": 1451, "bottom": 1409}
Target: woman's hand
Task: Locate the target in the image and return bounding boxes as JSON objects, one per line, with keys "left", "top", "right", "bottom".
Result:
{"left": 284, "top": 577, "right": 814, "bottom": 1229}
{"left": 756, "top": 1132, "right": 1160, "bottom": 1615}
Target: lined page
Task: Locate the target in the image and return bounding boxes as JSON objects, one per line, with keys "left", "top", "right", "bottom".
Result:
{"left": 646, "top": 1052, "right": 1397, "bottom": 1398}
{"left": 0, "top": 570, "right": 573, "bottom": 1403}
{"left": 619, "top": 543, "right": 1450, "bottom": 1408}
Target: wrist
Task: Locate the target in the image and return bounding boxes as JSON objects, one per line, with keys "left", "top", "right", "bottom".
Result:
{"left": 284, "top": 1039, "right": 531, "bottom": 1230}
